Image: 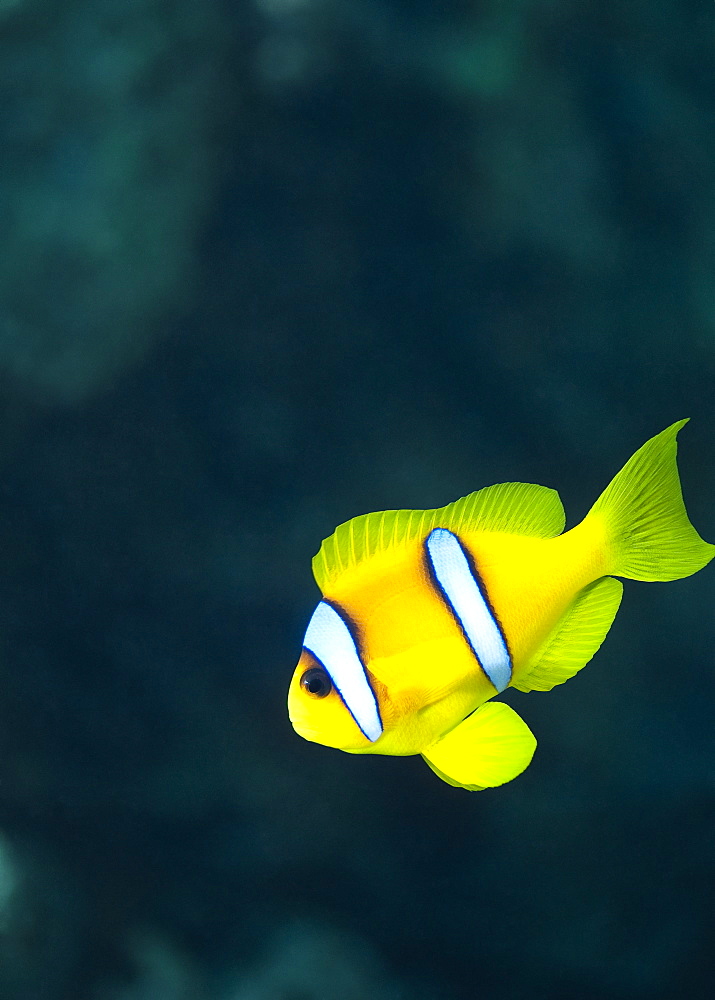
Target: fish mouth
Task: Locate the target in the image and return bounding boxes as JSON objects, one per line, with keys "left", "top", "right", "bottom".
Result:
{"left": 288, "top": 715, "right": 322, "bottom": 745}
{"left": 288, "top": 706, "right": 370, "bottom": 752}
{"left": 288, "top": 703, "right": 328, "bottom": 745}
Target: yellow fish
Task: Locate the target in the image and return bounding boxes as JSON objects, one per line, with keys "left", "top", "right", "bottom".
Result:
{"left": 288, "top": 421, "right": 713, "bottom": 790}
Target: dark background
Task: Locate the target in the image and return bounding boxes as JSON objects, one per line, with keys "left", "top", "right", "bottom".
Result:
{"left": 0, "top": 2, "right": 713, "bottom": 998}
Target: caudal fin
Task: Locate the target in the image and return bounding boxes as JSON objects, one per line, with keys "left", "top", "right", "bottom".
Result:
{"left": 587, "top": 419, "right": 715, "bottom": 582}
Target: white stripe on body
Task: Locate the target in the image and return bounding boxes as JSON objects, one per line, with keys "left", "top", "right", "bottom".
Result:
{"left": 425, "top": 527, "right": 512, "bottom": 692}
{"left": 303, "top": 600, "right": 383, "bottom": 742}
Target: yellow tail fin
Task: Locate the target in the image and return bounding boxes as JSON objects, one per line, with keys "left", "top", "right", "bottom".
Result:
{"left": 586, "top": 419, "right": 715, "bottom": 582}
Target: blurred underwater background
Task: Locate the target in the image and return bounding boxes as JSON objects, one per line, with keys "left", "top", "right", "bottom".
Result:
{"left": 0, "top": 0, "right": 714, "bottom": 997}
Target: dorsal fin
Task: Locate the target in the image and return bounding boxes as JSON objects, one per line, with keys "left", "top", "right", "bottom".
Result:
{"left": 443, "top": 482, "right": 565, "bottom": 539}
{"left": 312, "top": 482, "right": 565, "bottom": 592}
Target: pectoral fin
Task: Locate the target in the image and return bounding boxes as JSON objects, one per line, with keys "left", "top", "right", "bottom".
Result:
{"left": 421, "top": 702, "right": 536, "bottom": 790}
{"left": 511, "top": 576, "right": 623, "bottom": 693}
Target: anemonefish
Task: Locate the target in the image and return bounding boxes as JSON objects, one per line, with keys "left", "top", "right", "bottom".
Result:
{"left": 288, "top": 421, "right": 714, "bottom": 790}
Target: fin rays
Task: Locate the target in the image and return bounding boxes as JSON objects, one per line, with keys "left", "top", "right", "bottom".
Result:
{"left": 512, "top": 577, "right": 623, "bottom": 693}
{"left": 421, "top": 703, "right": 537, "bottom": 790}
{"left": 313, "top": 482, "right": 565, "bottom": 592}
{"left": 588, "top": 419, "right": 715, "bottom": 581}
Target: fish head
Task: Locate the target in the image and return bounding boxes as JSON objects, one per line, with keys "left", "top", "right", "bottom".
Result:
{"left": 288, "top": 648, "right": 374, "bottom": 751}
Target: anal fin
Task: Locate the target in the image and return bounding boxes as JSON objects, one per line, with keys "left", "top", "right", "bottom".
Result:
{"left": 421, "top": 702, "right": 536, "bottom": 790}
{"left": 512, "top": 576, "right": 623, "bottom": 693}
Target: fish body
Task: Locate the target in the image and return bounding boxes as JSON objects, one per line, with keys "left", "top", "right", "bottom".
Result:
{"left": 288, "top": 421, "right": 714, "bottom": 790}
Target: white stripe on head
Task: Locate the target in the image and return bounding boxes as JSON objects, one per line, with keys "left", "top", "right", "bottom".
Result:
{"left": 303, "top": 601, "right": 383, "bottom": 742}
{"left": 425, "top": 527, "right": 512, "bottom": 692}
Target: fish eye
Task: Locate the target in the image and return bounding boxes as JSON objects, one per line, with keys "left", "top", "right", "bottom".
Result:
{"left": 300, "top": 666, "right": 332, "bottom": 698}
